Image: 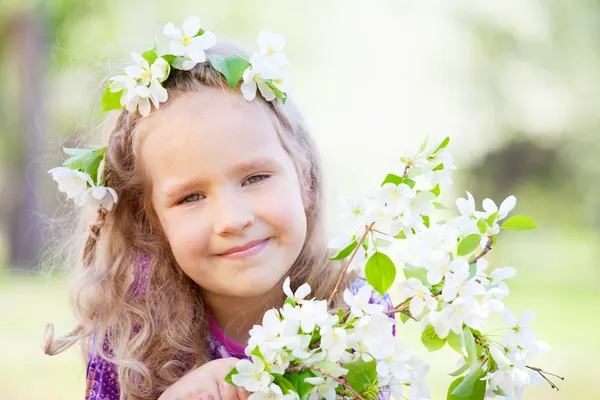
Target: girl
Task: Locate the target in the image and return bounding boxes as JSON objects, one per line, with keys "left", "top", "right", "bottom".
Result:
{"left": 44, "top": 21, "right": 393, "bottom": 400}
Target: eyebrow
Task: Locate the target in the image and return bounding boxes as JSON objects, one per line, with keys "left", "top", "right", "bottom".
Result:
{"left": 161, "top": 157, "right": 278, "bottom": 202}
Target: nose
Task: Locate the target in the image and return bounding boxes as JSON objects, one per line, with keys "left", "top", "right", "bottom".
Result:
{"left": 212, "top": 191, "right": 255, "bottom": 236}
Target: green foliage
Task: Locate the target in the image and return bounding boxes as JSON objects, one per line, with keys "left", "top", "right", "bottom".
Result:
{"left": 365, "top": 251, "right": 396, "bottom": 295}
{"left": 329, "top": 240, "right": 358, "bottom": 260}
{"left": 346, "top": 359, "right": 377, "bottom": 395}
{"left": 421, "top": 325, "right": 446, "bottom": 351}
{"left": 285, "top": 370, "right": 316, "bottom": 400}
{"left": 100, "top": 84, "right": 123, "bottom": 113}
{"left": 501, "top": 216, "right": 537, "bottom": 231}
{"left": 209, "top": 55, "right": 249, "bottom": 89}
{"left": 457, "top": 234, "right": 481, "bottom": 256}
{"left": 62, "top": 147, "right": 106, "bottom": 184}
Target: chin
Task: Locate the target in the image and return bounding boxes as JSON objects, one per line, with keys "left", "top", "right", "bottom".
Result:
{"left": 223, "top": 270, "right": 286, "bottom": 298}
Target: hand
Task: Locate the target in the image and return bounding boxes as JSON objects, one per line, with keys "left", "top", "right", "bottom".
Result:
{"left": 201, "top": 380, "right": 250, "bottom": 400}
{"left": 157, "top": 357, "right": 248, "bottom": 400}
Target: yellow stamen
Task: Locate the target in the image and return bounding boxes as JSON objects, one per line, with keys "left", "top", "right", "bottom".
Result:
{"left": 183, "top": 36, "right": 192, "bottom": 45}
{"left": 141, "top": 71, "right": 151, "bottom": 82}
{"left": 274, "top": 79, "right": 283, "bottom": 84}
{"left": 268, "top": 48, "right": 275, "bottom": 55}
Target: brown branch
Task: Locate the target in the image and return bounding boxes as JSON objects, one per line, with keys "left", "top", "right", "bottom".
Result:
{"left": 469, "top": 236, "right": 494, "bottom": 265}
{"left": 526, "top": 365, "right": 564, "bottom": 391}
{"left": 328, "top": 222, "right": 375, "bottom": 308}
{"left": 286, "top": 365, "right": 365, "bottom": 400}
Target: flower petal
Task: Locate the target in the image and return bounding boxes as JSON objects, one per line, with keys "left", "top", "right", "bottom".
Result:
{"left": 185, "top": 42, "right": 207, "bottom": 63}
{"left": 124, "top": 66, "right": 144, "bottom": 79}
{"left": 138, "top": 97, "right": 151, "bottom": 117}
{"left": 130, "top": 53, "right": 149, "bottom": 70}
{"left": 182, "top": 16, "right": 201, "bottom": 37}
{"left": 519, "top": 310, "right": 535, "bottom": 326}
{"left": 241, "top": 80, "right": 257, "bottom": 101}
{"left": 192, "top": 31, "right": 217, "bottom": 50}
{"left": 169, "top": 41, "right": 186, "bottom": 56}
{"left": 162, "top": 22, "right": 182, "bottom": 40}
{"left": 499, "top": 195, "right": 517, "bottom": 217}
{"left": 257, "top": 81, "right": 276, "bottom": 101}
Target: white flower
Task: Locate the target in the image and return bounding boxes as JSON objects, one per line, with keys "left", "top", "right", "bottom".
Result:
{"left": 48, "top": 167, "right": 93, "bottom": 204}
{"left": 502, "top": 309, "right": 537, "bottom": 345}
{"left": 343, "top": 285, "right": 383, "bottom": 318}
{"left": 320, "top": 326, "right": 348, "bottom": 362}
{"left": 397, "top": 278, "right": 437, "bottom": 317}
{"left": 85, "top": 185, "right": 119, "bottom": 211}
{"left": 241, "top": 65, "right": 279, "bottom": 102}
{"left": 283, "top": 277, "right": 311, "bottom": 303}
{"left": 256, "top": 29, "right": 290, "bottom": 68}
{"left": 163, "top": 16, "right": 216, "bottom": 70}
{"left": 425, "top": 256, "right": 469, "bottom": 286}
{"left": 109, "top": 54, "right": 170, "bottom": 116}
{"left": 377, "top": 183, "right": 414, "bottom": 214}
{"left": 248, "top": 383, "right": 297, "bottom": 400}
{"left": 376, "top": 344, "right": 412, "bottom": 381}
{"left": 482, "top": 195, "right": 517, "bottom": 220}
{"left": 356, "top": 312, "right": 396, "bottom": 359}
{"left": 231, "top": 355, "right": 273, "bottom": 392}
{"left": 246, "top": 309, "right": 283, "bottom": 356}
{"left": 305, "top": 377, "right": 338, "bottom": 400}
{"left": 451, "top": 191, "right": 480, "bottom": 235}
{"left": 406, "top": 359, "right": 431, "bottom": 400}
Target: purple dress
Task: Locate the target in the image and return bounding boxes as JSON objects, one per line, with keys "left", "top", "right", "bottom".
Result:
{"left": 84, "top": 276, "right": 394, "bottom": 399}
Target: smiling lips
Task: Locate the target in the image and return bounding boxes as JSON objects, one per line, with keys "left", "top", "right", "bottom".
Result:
{"left": 217, "top": 238, "right": 270, "bottom": 260}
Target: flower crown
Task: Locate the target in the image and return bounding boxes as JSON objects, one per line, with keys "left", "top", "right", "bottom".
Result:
{"left": 49, "top": 16, "right": 292, "bottom": 211}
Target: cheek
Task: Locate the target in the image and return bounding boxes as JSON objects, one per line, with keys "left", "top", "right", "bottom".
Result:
{"left": 162, "top": 211, "right": 210, "bottom": 272}
{"left": 259, "top": 178, "right": 307, "bottom": 247}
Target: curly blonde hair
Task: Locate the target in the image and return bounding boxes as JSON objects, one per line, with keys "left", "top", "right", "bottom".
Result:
{"left": 43, "top": 40, "right": 353, "bottom": 400}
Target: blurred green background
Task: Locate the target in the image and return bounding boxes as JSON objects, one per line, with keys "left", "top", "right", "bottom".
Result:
{"left": 0, "top": 0, "right": 598, "bottom": 399}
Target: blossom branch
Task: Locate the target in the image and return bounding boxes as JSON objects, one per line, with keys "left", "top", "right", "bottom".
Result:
{"left": 286, "top": 365, "right": 366, "bottom": 400}
{"left": 526, "top": 366, "right": 564, "bottom": 391}
{"left": 328, "top": 222, "right": 376, "bottom": 308}
{"left": 470, "top": 236, "right": 493, "bottom": 265}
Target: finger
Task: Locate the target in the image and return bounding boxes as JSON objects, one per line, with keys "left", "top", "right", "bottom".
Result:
{"left": 236, "top": 387, "right": 251, "bottom": 400}
{"left": 218, "top": 381, "right": 239, "bottom": 400}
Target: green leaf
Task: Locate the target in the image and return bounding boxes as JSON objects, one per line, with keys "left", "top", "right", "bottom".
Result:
{"left": 381, "top": 173, "right": 403, "bottom": 186}
{"left": 463, "top": 326, "right": 478, "bottom": 368}
{"left": 224, "top": 367, "right": 239, "bottom": 386}
{"left": 364, "top": 251, "right": 396, "bottom": 296}
{"left": 447, "top": 331, "right": 465, "bottom": 356}
{"left": 394, "top": 230, "right": 407, "bottom": 239}
{"left": 419, "top": 136, "right": 429, "bottom": 153}
{"left": 433, "top": 136, "right": 450, "bottom": 154}
{"left": 402, "top": 265, "right": 429, "bottom": 286}
{"left": 338, "top": 308, "right": 345, "bottom": 322}
{"left": 451, "top": 368, "right": 485, "bottom": 397}
{"left": 284, "top": 298, "right": 295, "bottom": 307}
{"left": 374, "top": 238, "right": 392, "bottom": 249}
{"left": 346, "top": 359, "right": 377, "bottom": 394}
{"left": 447, "top": 376, "right": 465, "bottom": 399}
{"left": 399, "top": 312, "right": 409, "bottom": 324}
{"left": 209, "top": 55, "right": 250, "bottom": 89}
{"left": 457, "top": 234, "right": 481, "bottom": 256}
{"left": 404, "top": 178, "right": 416, "bottom": 189}
{"left": 476, "top": 218, "right": 487, "bottom": 234}
{"left": 272, "top": 374, "right": 296, "bottom": 394}
{"left": 329, "top": 240, "right": 358, "bottom": 260}
{"left": 448, "top": 362, "right": 470, "bottom": 377}
{"left": 194, "top": 28, "right": 206, "bottom": 37}
{"left": 421, "top": 325, "right": 446, "bottom": 352}
{"left": 492, "top": 386, "right": 508, "bottom": 396}
{"left": 422, "top": 215, "right": 430, "bottom": 228}
{"left": 285, "top": 370, "right": 316, "bottom": 400}
{"left": 62, "top": 148, "right": 106, "bottom": 184}
{"left": 431, "top": 184, "right": 441, "bottom": 197}
{"left": 264, "top": 80, "right": 287, "bottom": 104}
{"left": 142, "top": 48, "right": 158, "bottom": 64}
{"left": 433, "top": 201, "right": 447, "bottom": 210}
{"left": 100, "top": 84, "right": 123, "bottom": 113}
{"left": 487, "top": 212, "right": 499, "bottom": 226}
{"left": 500, "top": 215, "right": 537, "bottom": 231}
{"left": 432, "top": 163, "right": 444, "bottom": 171}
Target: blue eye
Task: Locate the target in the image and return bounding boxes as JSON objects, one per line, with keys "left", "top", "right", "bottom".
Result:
{"left": 181, "top": 194, "right": 201, "bottom": 204}
{"left": 244, "top": 174, "right": 269, "bottom": 185}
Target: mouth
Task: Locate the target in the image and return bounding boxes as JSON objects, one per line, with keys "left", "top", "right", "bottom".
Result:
{"left": 217, "top": 238, "right": 271, "bottom": 260}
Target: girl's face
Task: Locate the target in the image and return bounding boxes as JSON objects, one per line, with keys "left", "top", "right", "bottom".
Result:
{"left": 139, "top": 89, "right": 307, "bottom": 298}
